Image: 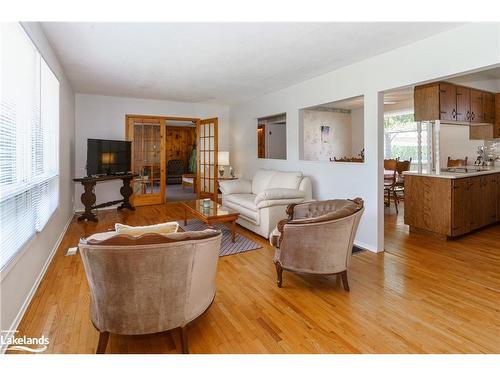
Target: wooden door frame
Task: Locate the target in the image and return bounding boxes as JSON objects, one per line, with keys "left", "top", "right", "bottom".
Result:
{"left": 125, "top": 115, "right": 201, "bottom": 206}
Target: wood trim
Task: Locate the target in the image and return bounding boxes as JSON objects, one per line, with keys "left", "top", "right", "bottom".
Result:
{"left": 126, "top": 114, "right": 200, "bottom": 122}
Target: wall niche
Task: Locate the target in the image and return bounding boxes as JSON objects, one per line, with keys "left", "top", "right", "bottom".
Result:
{"left": 300, "top": 96, "right": 365, "bottom": 163}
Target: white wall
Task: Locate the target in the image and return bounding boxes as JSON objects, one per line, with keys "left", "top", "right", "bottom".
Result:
{"left": 266, "top": 123, "right": 287, "bottom": 159}
{"left": 0, "top": 23, "right": 76, "bottom": 344}
{"left": 229, "top": 23, "right": 500, "bottom": 252}
{"left": 440, "top": 125, "right": 484, "bottom": 168}
{"left": 351, "top": 107, "right": 365, "bottom": 156}
{"left": 74, "top": 94, "right": 230, "bottom": 211}
{"left": 302, "top": 109, "right": 353, "bottom": 161}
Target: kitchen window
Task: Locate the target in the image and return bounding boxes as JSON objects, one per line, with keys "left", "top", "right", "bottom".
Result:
{"left": 384, "top": 111, "right": 430, "bottom": 172}
{"left": 0, "top": 23, "right": 60, "bottom": 271}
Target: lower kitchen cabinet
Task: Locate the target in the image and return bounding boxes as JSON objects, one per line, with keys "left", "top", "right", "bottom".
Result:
{"left": 405, "top": 173, "right": 499, "bottom": 239}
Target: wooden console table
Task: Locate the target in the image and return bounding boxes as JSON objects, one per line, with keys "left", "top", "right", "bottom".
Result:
{"left": 73, "top": 174, "right": 138, "bottom": 222}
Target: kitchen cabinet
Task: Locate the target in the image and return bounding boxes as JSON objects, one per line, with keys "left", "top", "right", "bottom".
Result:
{"left": 414, "top": 83, "right": 456, "bottom": 122}
{"left": 459, "top": 175, "right": 496, "bottom": 231}
{"left": 414, "top": 82, "right": 495, "bottom": 126}
{"left": 498, "top": 174, "right": 500, "bottom": 221}
{"left": 483, "top": 92, "right": 495, "bottom": 123}
{"left": 456, "top": 86, "right": 471, "bottom": 122}
{"left": 483, "top": 175, "right": 498, "bottom": 226}
{"left": 451, "top": 178, "right": 471, "bottom": 236}
{"left": 414, "top": 83, "right": 440, "bottom": 121}
{"left": 439, "top": 83, "right": 457, "bottom": 121}
{"left": 470, "top": 89, "right": 484, "bottom": 123}
{"left": 405, "top": 172, "right": 499, "bottom": 239}
{"left": 495, "top": 94, "right": 500, "bottom": 138}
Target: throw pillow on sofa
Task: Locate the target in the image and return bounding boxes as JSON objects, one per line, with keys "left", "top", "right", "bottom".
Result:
{"left": 115, "top": 221, "right": 179, "bottom": 236}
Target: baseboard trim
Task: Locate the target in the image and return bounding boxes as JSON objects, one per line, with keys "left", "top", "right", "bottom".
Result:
{"left": 354, "top": 240, "right": 381, "bottom": 253}
{"left": 0, "top": 214, "right": 73, "bottom": 354}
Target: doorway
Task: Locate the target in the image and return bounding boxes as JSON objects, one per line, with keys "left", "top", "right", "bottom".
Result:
{"left": 125, "top": 115, "right": 219, "bottom": 206}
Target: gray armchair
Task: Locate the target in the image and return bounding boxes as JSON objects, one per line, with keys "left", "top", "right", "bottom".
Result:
{"left": 269, "top": 198, "right": 364, "bottom": 290}
{"left": 78, "top": 229, "right": 222, "bottom": 354}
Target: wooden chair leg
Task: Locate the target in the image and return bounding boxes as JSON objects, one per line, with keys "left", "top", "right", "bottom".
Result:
{"left": 180, "top": 326, "right": 189, "bottom": 354}
{"left": 340, "top": 271, "right": 350, "bottom": 292}
{"left": 275, "top": 262, "right": 283, "bottom": 288}
{"left": 96, "top": 332, "right": 109, "bottom": 354}
{"left": 393, "top": 190, "right": 399, "bottom": 214}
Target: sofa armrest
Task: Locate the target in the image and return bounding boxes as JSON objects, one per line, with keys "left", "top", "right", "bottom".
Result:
{"left": 219, "top": 178, "right": 252, "bottom": 195}
{"left": 254, "top": 188, "right": 305, "bottom": 206}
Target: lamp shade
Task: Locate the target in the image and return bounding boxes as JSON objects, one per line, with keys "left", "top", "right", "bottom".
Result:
{"left": 218, "top": 151, "right": 230, "bottom": 166}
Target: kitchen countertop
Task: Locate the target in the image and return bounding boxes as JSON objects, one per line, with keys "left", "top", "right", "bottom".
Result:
{"left": 403, "top": 166, "right": 500, "bottom": 179}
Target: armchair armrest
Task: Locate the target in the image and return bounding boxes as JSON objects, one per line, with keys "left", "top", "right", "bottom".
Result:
{"left": 218, "top": 178, "right": 252, "bottom": 195}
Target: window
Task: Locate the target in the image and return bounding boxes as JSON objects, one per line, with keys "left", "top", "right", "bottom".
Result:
{"left": 0, "top": 23, "right": 60, "bottom": 270}
{"left": 384, "top": 112, "right": 430, "bottom": 172}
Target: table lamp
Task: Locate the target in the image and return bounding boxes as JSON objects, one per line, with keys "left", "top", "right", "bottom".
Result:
{"left": 218, "top": 151, "right": 230, "bottom": 177}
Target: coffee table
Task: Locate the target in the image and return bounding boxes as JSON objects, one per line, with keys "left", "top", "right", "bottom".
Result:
{"left": 180, "top": 199, "right": 240, "bottom": 242}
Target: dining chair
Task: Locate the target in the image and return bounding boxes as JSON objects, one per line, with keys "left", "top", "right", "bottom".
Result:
{"left": 447, "top": 157, "right": 468, "bottom": 168}
{"left": 392, "top": 158, "right": 412, "bottom": 213}
{"left": 384, "top": 158, "right": 399, "bottom": 211}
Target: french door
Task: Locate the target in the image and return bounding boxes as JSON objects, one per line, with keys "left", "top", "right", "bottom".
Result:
{"left": 126, "top": 116, "right": 166, "bottom": 206}
{"left": 197, "top": 118, "right": 219, "bottom": 201}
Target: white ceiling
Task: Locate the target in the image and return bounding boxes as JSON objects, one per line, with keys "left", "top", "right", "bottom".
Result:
{"left": 311, "top": 95, "right": 365, "bottom": 110}
{"left": 41, "top": 22, "right": 463, "bottom": 105}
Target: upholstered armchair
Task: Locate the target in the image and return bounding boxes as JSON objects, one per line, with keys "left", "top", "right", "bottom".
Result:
{"left": 78, "top": 229, "right": 222, "bottom": 354}
{"left": 167, "top": 159, "right": 185, "bottom": 184}
{"left": 269, "top": 198, "right": 364, "bottom": 290}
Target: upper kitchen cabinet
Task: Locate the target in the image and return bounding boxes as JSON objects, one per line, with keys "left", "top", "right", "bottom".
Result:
{"left": 470, "top": 89, "right": 484, "bottom": 123}
{"left": 414, "top": 81, "right": 495, "bottom": 125}
{"left": 456, "top": 86, "right": 470, "bottom": 122}
{"left": 483, "top": 92, "right": 495, "bottom": 123}
{"left": 439, "top": 83, "right": 457, "bottom": 121}
{"left": 495, "top": 94, "right": 500, "bottom": 138}
{"left": 414, "top": 83, "right": 454, "bottom": 121}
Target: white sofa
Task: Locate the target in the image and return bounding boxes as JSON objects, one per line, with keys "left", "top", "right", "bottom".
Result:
{"left": 219, "top": 169, "right": 312, "bottom": 238}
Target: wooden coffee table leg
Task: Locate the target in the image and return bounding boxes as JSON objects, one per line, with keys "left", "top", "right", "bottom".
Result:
{"left": 231, "top": 220, "right": 236, "bottom": 242}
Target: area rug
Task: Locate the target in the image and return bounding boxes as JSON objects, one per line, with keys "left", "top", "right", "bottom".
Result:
{"left": 180, "top": 219, "right": 262, "bottom": 257}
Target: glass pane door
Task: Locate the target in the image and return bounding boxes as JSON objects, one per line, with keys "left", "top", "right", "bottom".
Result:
{"left": 197, "top": 118, "right": 218, "bottom": 201}
{"left": 126, "top": 117, "right": 165, "bottom": 206}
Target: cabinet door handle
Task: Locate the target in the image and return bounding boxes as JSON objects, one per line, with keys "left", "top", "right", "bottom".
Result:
{"left": 466, "top": 111, "right": 471, "bottom": 121}
{"left": 452, "top": 109, "right": 457, "bottom": 118}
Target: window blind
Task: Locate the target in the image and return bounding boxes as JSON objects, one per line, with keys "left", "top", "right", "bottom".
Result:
{"left": 0, "top": 23, "right": 60, "bottom": 271}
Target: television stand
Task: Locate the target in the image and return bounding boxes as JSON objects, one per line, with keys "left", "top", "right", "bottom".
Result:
{"left": 73, "top": 173, "right": 138, "bottom": 222}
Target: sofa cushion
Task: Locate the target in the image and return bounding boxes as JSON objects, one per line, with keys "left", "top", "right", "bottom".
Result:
{"left": 115, "top": 221, "right": 179, "bottom": 236}
{"left": 224, "top": 193, "right": 257, "bottom": 211}
{"left": 223, "top": 199, "right": 260, "bottom": 224}
{"left": 268, "top": 171, "right": 303, "bottom": 190}
{"left": 254, "top": 188, "right": 305, "bottom": 206}
{"left": 219, "top": 178, "right": 252, "bottom": 195}
{"left": 251, "top": 169, "right": 276, "bottom": 195}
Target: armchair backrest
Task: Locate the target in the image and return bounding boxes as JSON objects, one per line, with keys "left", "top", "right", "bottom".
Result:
{"left": 278, "top": 199, "right": 364, "bottom": 274}
{"left": 79, "top": 230, "right": 221, "bottom": 335}
{"left": 167, "top": 159, "right": 185, "bottom": 175}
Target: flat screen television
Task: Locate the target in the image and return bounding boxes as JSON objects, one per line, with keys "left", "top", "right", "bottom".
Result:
{"left": 86, "top": 138, "right": 132, "bottom": 176}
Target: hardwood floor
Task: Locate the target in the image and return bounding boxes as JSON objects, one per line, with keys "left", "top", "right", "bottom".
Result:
{"left": 8, "top": 203, "right": 500, "bottom": 354}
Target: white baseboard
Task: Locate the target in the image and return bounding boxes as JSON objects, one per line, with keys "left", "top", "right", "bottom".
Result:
{"left": 0, "top": 214, "right": 73, "bottom": 354}
{"left": 354, "top": 240, "right": 382, "bottom": 253}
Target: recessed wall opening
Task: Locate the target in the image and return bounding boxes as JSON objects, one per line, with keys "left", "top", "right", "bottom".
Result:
{"left": 299, "top": 95, "right": 365, "bottom": 162}
{"left": 257, "top": 113, "right": 287, "bottom": 160}
{"left": 383, "top": 65, "right": 500, "bottom": 254}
